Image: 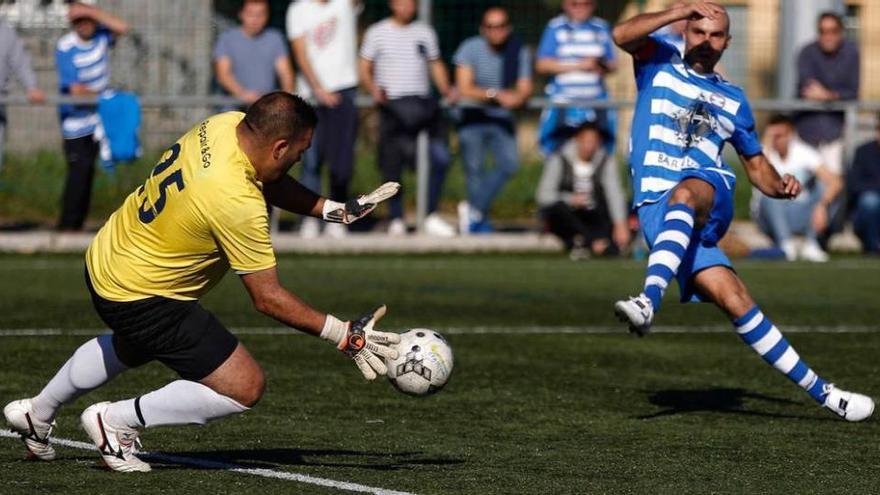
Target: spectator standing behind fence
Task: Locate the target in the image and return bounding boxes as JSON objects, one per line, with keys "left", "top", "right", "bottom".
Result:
{"left": 453, "top": 6, "right": 533, "bottom": 235}
{"left": 848, "top": 118, "right": 880, "bottom": 255}
{"left": 55, "top": 2, "right": 128, "bottom": 232}
{"left": 287, "top": 0, "right": 361, "bottom": 239}
{"left": 214, "top": 0, "right": 295, "bottom": 109}
{"left": 359, "top": 0, "right": 457, "bottom": 237}
{"left": 753, "top": 115, "right": 841, "bottom": 262}
{"left": 795, "top": 12, "right": 859, "bottom": 180}
{"left": 537, "top": 122, "right": 629, "bottom": 259}
{"left": 0, "top": 24, "right": 45, "bottom": 173}
{"left": 535, "top": 0, "right": 617, "bottom": 156}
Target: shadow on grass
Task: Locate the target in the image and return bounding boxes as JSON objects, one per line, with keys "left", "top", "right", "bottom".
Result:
{"left": 142, "top": 447, "right": 465, "bottom": 472}
{"left": 635, "top": 387, "right": 828, "bottom": 421}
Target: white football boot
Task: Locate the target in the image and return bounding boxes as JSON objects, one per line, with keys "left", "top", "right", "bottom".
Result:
{"left": 3, "top": 398, "right": 56, "bottom": 461}
{"left": 614, "top": 293, "right": 654, "bottom": 337}
{"left": 822, "top": 384, "right": 874, "bottom": 422}
{"left": 81, "top": 402, "right": 151, "bottom": 472}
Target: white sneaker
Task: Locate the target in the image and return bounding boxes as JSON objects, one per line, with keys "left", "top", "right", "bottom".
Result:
{"left": 388, "top": 218, "right": 407, "bottom": 236}
{"left": 424, "top": 213, "right": 456, "bottom": 238}
{"left": 800, "top": 240, "right": 829, "bottom": 263}
{"left": 457, "top": 201, "right": 471, "bottom": 236}
{"left": 299, "top": 217, "right": 321, "bottom": 239}
{"left": 822, "top": 384, "right": 874, "bottom": 422}
{"left": 324, "top": 222, "right": 348, "bottom": 239}
{"left": 3, "top": 399, "right": 56, "bottom": 461}
{"left": 780, "top": 239, "right": 798, "bottom": 261}
{"left": 614, "top": 293, "right": 654, "bottom": 336}
{"left": 81, "top": 402, "right": 151, "bottom": 472}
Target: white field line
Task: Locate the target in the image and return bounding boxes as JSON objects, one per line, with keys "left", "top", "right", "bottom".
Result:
{"left": 0, "top": 430, "right": 415, "bottom": 495}
{"left": 0, "top": 325, "right": 877, "bottom": 338}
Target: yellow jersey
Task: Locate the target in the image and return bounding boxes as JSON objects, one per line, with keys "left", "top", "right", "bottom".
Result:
{"left": 86, "top": 112, "right": 276, "bottom": 302}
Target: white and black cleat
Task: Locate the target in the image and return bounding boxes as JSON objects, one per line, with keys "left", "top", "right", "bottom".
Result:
{"left": 823, "top": 384, "right": 874, "bottom": 422}
{"left": 81, "top": 402, "right": 151, "bottom": 472}
{"left": 614, "top": 293, "right": 654, "bottom": 337}
{"left": 3, "top": 398, "right": 56, "bottom": 461}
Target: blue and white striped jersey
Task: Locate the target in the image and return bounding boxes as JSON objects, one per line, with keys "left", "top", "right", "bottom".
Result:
{"left": 629, "top": 37, "right": 762, "bottom": 207}
{"left": 56, "top": 28, "right": 114, "bottom": 139}
{"left": 536, "top": 15, "right": 615, "bottom": 102}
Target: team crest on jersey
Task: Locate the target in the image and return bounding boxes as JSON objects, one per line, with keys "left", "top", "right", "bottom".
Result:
{"left": 672, "top": 102, "right": 718, "bottom": 149}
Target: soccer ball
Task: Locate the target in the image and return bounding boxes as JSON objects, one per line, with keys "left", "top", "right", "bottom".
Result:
{"left": 386, "top": 329, "right": 453, "bottom": 396}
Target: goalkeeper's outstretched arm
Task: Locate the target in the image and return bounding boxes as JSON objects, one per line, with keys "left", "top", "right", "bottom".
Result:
{"left": 240, "top": 267, "right": 400, "bottom": 380}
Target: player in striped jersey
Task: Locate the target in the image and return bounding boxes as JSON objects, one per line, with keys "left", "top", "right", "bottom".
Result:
{"left": 612, "top": 2, "right": 873, "bottom": 421}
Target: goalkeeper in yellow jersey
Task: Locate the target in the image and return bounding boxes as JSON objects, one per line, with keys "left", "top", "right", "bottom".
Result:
{"left": 3, "top": 92, "right": 401, "bottom": 472}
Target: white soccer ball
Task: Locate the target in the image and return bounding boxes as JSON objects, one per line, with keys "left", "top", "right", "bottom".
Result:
{"left": 386, "top": 329, "right": 454, "bottom": 396}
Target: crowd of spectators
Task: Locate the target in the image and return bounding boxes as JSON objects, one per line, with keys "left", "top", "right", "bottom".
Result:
{"left": 0, "top": 1, "right": 879, "bottom": 259}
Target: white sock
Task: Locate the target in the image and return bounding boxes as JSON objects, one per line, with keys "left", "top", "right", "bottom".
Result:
{"left": 105, "top": 380, "right": 249, "bottom": 429}
{"left": 30, "top": 335, "right": 127, "bottom": 423}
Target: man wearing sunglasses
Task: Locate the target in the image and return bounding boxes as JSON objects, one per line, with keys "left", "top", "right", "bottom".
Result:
{"left": 453, "top": 6, "right": 533, "bottom": 234}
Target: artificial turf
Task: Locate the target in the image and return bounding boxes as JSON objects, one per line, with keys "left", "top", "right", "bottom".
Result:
{"left": 1, "top": 254, "right": 878, "bottom": 494}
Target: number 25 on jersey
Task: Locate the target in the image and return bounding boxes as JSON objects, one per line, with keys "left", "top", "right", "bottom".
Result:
{"left": 138, "top": 143, "right": 185, "bottom": 224}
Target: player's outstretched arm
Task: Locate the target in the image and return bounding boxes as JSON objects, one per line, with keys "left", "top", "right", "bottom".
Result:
{"left": 263, "top": 173, "right": 324, "bottom": 217}
{"left": 741, "top": 152, "right": 801, "bottom": 199}
{"left": 612, "top": 2, "right": 723, "bottom": 55}
{"left": 240, "top": 268, "right": 400, "bottom": 380}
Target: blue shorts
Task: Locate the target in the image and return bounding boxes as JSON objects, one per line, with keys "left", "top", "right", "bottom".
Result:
{"left": 637, "top": 168, "right": 736, "bottom": 303}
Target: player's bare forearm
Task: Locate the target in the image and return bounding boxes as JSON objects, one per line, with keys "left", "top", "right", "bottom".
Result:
{"left": 613, "top": 8, "right": 686, "bottom": 53}
{"left": 240, "top": 268, "right": 326, "bottom": 337}
{"left": 614, "top": 2, "right": 724, "bottom": 54}
{"left": 263, "top": 174, "right": 324, "bottom": 217}
{"left": 742, "top": 153, "right": 800, "bottom": 199}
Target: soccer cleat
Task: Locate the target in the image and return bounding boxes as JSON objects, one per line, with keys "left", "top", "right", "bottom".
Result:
{"left": 822, "top": 384, "right": 874, "bottom": 422}
{"left": 614, "top": 293, "right": 654, "bottom": 337}
{"left": 3, "top": 398, "right": 56, "bottom": 461}
{"left": 80, "top": 402, "right": 151, "bottom": 472}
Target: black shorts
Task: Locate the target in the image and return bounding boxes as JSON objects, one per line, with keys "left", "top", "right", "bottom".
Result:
{"left": 85, "top": 269, "right": 238, "bottom": 381}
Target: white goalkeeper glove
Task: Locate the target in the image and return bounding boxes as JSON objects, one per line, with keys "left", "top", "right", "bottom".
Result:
{"left": 320, "top": 306, "right": 401, "bottom": 380}
{"left": 322, "top": 182, "right": 401, "bottom": 225}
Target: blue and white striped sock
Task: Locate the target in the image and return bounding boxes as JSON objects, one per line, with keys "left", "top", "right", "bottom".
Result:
{"left": 734, "top": 306, "right": 828, "bottom": 403}
{"left": 643, "top": 204, "right": 695, "bottom": 311}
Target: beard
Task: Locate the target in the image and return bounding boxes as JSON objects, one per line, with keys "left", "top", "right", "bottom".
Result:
{"left": 684, "top": 41, "right": 722, "bottom": 71}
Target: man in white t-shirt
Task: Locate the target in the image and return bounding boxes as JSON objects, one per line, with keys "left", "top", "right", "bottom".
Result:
{"left": 754, "top": 115, "right": 842, "bottom": 261}
{"left": 287, "top": 0, "right": 361, "bottom": 239}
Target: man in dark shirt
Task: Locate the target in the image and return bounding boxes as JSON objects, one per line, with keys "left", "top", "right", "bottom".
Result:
{"left": 795, "top": 12, "right": 859, "bottom": 177}
{"left": 848, "top": 117, "right": 880, "bottom": 254}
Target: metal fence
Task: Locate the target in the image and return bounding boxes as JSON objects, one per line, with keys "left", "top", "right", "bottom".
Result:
{"left": 2, "top": 94, "right": 879, "bottom": 232}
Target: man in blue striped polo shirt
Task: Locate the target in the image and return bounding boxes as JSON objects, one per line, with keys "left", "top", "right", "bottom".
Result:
{"left": 611, "top": 1, "right": 873, "bottom": 421}
{"left": 535, "top": 0, "right": 617, "bottom": 156}
{"left": 55, "top": 2, "right": 128, "bottom": 231}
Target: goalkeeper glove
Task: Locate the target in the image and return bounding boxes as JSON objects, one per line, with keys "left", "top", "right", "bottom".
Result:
{"left": 322, "top": 182, "right": 401, "bottom": 225}
{"left": 321, "top": 306, "right": 401, "bottom": 380}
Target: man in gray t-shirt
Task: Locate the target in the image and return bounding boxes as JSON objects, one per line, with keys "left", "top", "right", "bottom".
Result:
{"left": 213, "top": 0, "right": 294, "bottom": 108}
{"left": 453, "top": 6, "right": 533, "bottom": 234}
{"left": 0, "top": 24, "right": 45, "bottom": 171}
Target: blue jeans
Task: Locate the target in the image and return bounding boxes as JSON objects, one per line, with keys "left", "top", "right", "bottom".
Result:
{"left": 854, "top": 190, "right": 880, "bottom": 253}
{"left": 458, "top": 123, "right": 519, "bottom": 216}
{"left": 299, "top": 88, "right": 359, "bottom": 201}
{"left": 757, "top": 187, "right": 821, "bottom": 244}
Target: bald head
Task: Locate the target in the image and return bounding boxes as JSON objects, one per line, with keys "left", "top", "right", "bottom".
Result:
{"left": 682, "top": 4, "right": 731, "bottom": 73}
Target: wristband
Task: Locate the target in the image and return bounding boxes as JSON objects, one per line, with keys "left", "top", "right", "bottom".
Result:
{"left": 320, "top": 314, "right": 347, "bottom": 345}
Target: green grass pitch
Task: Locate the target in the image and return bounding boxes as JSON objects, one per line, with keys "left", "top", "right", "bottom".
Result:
{"left": 1, "top": 254, "right": 879, "bottom": 494}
